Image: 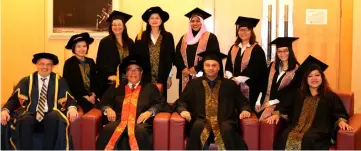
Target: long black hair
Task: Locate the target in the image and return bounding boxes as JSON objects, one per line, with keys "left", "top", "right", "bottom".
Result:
{"left": 274, "top": 46, "right": 300, "bottom": 72}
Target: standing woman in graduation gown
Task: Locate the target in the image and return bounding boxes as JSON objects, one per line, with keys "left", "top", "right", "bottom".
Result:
{"left": 63, "top": 32, "right": 97, "bottom": 113}
{"left": 225, "top": 16, "right": 267, "bottom": 111}
{"left": 133, "top": 6, "right": 175, "bottom": 99}
{"left": 256, "top": 37, "right": 300, "bottom": 120}
{"left": 175, "top": 7, "right": 220, "bottom": 96}
{"left": 266, "top": 58, "right": 353, "bottom": 150}
{"left": 96, "top": 55, "right": 166, "bottom": 150}
{"left": 96, "top": 11, "right": 134, "bottom": 98}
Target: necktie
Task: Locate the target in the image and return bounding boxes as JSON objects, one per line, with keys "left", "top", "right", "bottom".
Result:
{"left": 131, "top": 84, "right": 136, "bottom": 91}
{"left": 36, "top": 78, "right": 47, "bottom": 122}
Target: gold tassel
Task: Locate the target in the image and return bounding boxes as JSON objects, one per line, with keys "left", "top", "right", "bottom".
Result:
{"left": 115, "top": 64, "right": 120, "bottom": 88}
{"left": 136, "top": 21, "right": 144, "bottom": 40}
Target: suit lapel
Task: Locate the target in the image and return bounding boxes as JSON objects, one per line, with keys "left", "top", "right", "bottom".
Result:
{"left": 31, "top": 72, "right": 39, "bottom": 107}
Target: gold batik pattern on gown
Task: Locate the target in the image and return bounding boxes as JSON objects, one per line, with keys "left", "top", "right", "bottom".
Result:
{"left": 148, "top": 35, "right": 163, "bottom": 83}
{"left": 285, "top": 96, "right": 320, "bottom": 150}
{"left": 78, "top": 63, "right": 91, "bottom": 93}
{"left": 200, "top": 80, "right": 225, "bottom": 150}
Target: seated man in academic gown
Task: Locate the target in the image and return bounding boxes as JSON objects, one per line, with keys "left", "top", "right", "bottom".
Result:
{"left": 96, "top": 55, "right": 166, "bottom": 150}
{"left": 175, "top": 51, "right": 252, "bottom": 150}
{"left": 1, "top": 53, "right": 78, "bottom": 150}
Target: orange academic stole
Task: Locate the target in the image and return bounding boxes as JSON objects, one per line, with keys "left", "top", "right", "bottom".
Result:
{"left": 105, "top": 85, "right": 142, "bottom": 150}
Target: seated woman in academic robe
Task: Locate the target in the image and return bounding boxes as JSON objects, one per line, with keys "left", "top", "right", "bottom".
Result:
{"left": 175, "top": 51, "right": 251, "bottom": 150}
{"left": 63, "top": 32, "right": 97, "bottom": 113}
{"left": 95, "top": 55, "right": 167, "bottom": 150}
{"left": 266, "top": 59, "right": 353, "bottom": 150}
{"left": 255, "top": 37, "right": 300, "bottom": 120}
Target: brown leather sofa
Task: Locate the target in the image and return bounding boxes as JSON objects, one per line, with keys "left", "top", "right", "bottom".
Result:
{"left": 169, "top": 112, "right": 260, "bottom": 150}
{"left": 259, "top": 91, "right": 361, "bottom": 150}
{"left": 80, "top": 84, "right": 171, "bottom": 150}
{"left": 70, "top": 107, "right": 84, "bottom": 150}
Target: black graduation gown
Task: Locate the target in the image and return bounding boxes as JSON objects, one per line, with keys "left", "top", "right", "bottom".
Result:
{"left": 95, "top": 80, "right": 167, "bottom": 150}
{"left": 175, "top": 77, "right": 250, "bottom": 150}
{"left": 96, "top": 35, "right": 134, "bottom": 98}
{"left": 273, "top": 89, "right": 349, "bottom": 150}
{"left": 63, "top": 56, "right": 97, "bottom": 113}
{"left": 132, "top": 31, "right": 175, "bottom": 98}
{"left": 1, "top": 72, "right": 77, "bottom": 150}
{"left": 259, "top": 62, "right": 298, "bottom": 106}
{"left": 174, "top": 33, "right": 220, "bottom": 96}
{"left": 225, "top": 44, "right": 268, "bottom": 111}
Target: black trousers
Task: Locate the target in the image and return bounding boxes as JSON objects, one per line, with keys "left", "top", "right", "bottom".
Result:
{"left": 96, "top": 121, "right": 152, "bottom": 150}
{"left": 19, "top": 111, "right": 59, "bottom": 150}
{"left": 185, "top": 119, "right": 248, "bottom": 150}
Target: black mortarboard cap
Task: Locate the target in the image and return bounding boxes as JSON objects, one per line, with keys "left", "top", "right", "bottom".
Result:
{"left": 185, "top": 7, "right": 212, "bottom": 20}
{"left": 106, "top": 10, "right": 132, "bottom": 24}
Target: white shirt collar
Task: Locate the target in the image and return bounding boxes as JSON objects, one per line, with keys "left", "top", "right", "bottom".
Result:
{"left": 238, "top": 42, "right": 251, "bottom": 55}
{"left": 128, "top": 81, "right": 141, "bottom": 89}
{"left": 151, "top": 31, "right": 161, "bottom": 44}
{"left": 38, "top": 73, "right": 50, "bottom": 81}
{"left": 238, "top": 42, "right": 251, "bottom": 49}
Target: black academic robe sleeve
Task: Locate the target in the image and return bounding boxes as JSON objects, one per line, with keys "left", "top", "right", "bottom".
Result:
{"left": 147, "top": 84, "right": 168, "bottom": 113}
{"left": 98, "top": 84, "right": 116, "bottom": 112}
{"left": 2, "top": 77, "right": 28, "bottom": 112}
{"left": 244, "top": 45, "right": 268, "bottom": 88}
{"left": 58, "top": 77, "right": 77, "bottom": 108}
{"left": 259, "top": 62, "right": 273, "bottom": 104}
{"left": 225, "top": 46, "right": 234, "bottom": 74}
{"left": 274, "top": 88, "right": 297, "bottom": 120}
{"left": 329, "top": 92, "right": 349, "bottom": 123}
{"left": 233, "top": 80, "right": 251, "bottom": 113}
{"left": 96, "top": 36, "right": 120, "bottom": 77}
{"left": 175, "top": 79, "right": 195, "bottom": 114}
{"left": 175, "top": 36, "right": 186, "bottom": 74}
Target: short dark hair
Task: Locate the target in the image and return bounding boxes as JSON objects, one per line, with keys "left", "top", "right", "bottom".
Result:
{"left": 71, "top": 41, "right": 89, "bottom": 54}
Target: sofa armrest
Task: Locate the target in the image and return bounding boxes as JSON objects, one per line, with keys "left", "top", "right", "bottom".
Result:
{"left": 81, "top": 108, "right": 103, "bottom": 150}
{"left": 69, "top": 106, "right": 84, "bottom": 150}
{"left": 337, "top": 114, "right": 361, "bottom": 150}
{"left": 240, "top": 113, "right": 259, "bottom": 150}
{"left": 169, "top": 112, "right": 186, "bottom": 150}
{"left": 259, "top": 118, "right": 285, "bottom": 150}
{"left": 153, "top": 112, "right": 171, "bottom": 150}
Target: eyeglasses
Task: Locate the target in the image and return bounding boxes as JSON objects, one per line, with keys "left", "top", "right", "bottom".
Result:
{"left": 112, "top": 24, "right": 123, "bottom": 27}
{"left": 126, "top": 68, "right": 141, "bottom": 73}
{"left": 238, "top": 28, "right": 250, "bottom": 33}
{"left": 277, "top": 50, "right": 289, "bottom": 54}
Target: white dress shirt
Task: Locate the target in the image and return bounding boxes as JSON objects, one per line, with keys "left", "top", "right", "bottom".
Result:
{"left": 128, "top": 81, "right": 141, "bottom": 89}
{"left": 238, "top": 42, "right": 251, "bottom": 56}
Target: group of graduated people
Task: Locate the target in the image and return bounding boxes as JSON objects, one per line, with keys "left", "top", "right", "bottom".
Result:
{"left": 1, "top": 6, "right": 353, "bottom": 150}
